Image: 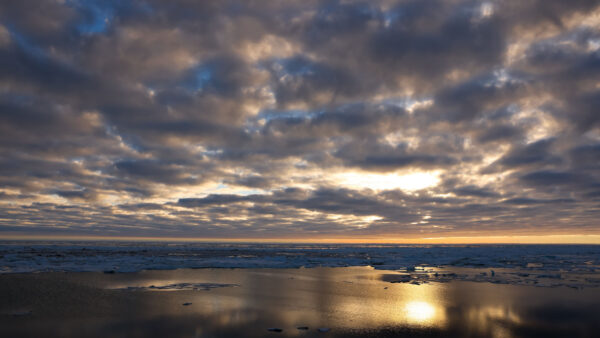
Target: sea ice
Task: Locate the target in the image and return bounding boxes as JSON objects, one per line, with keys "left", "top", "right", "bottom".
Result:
{"left": 0, "top": 241, "right": 598, "bottom": 288}
{"left": 116, "top": 283, "right": 238, "bottom": 291}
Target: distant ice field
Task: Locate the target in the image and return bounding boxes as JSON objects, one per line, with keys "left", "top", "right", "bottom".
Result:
{"left": 1, "top": 241, "right": 598, "bottom": 288}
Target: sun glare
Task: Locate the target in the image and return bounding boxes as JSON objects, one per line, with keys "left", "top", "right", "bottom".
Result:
{"left": 333, "top": 171, "right": 440, "bottom": 191}
{"left": 404, "top": 301, "right": 436, "bottom": 324}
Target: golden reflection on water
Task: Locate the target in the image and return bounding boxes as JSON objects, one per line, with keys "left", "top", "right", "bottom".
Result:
{"left": 320, "top": 280, "right": 447, "bottom": 329}
{"left": 465, "top": 305, "right": 522, "bottom": 338}
{"left": 395, "top": 285, "right": 447, "bottom": 328}
{"left": 404, "top": 301, "right": 436, "bottom": 324}
{"left": 98, "top": 267, "right": 558, "bottom": 336}
{"left": 105, "top": 268, "right": 452, "bottom": 329}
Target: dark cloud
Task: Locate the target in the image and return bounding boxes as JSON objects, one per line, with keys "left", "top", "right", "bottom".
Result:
{"left": 0, "top": 0, "right": 599, "bottom": 239}
{"left": 519, "top": 170, "right": 584, "bottom": 186}
{"left": 476, "top": 123, "right": 523, "bottom": 144}
{"left": 454, "top": 186, "right": 500, "bottom": 198}
{"left": 267, "top": 56, "right": 361, "bottom": 109}
{"left": 502, "top": 197, "right": 575, "bottom": 205}
{"left": 496, "top": 139, "right": 561, "bottom": 168}
{"left": 51, "top": 188, "right": 98, "bottom": 202}
{"left": 177, "top": 194, "right": 252, "bottom": 208}
{"left": 569, "top": 143, "right": 600, "bottom": 170}
{"left": 228, "top": 175, "right": 270, "bottom": 188}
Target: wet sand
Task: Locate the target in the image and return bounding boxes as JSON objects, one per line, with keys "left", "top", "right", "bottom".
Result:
{"left": 1, "top": 267, "right": 599, "bottom": 337}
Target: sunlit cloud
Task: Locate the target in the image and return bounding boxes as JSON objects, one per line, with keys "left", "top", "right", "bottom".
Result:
{"left": 0, "top": 0, "right": 599, "bottom": 241}
{"left": 332, "top": 171, "right": 441, "bottom": 192}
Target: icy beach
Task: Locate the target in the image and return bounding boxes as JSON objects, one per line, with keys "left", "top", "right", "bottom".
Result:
{"left": 1, "top": 242, "right": 600, "bottom": 337}
{"left": 1, "top": 242, "right": 598, "bottom": 288}
{"left": 1, "top": 266, "right": 600, "bottom": 337}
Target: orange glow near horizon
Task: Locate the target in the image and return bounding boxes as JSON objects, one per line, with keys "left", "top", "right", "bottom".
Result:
{"left": 1, "top": 234, "right": 599, "bottom": 244}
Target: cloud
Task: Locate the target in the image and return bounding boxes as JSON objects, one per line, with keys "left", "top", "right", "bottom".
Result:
{"left": 519, "top": 170, "right": 584, "bottom": 186}
{"left": 0, "top": 0, "right": 599, "bottom": 239}
{"left": 494, "top": 138, "right": 561, "bottom": 169}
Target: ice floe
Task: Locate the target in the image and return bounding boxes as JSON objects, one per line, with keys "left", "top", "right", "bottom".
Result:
{"left": 114, "top": 282, "right": 238, "bottom": 291}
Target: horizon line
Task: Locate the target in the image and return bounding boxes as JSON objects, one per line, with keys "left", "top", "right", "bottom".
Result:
{"left": 1, "top": 234, "right": 599, "bottom": 245}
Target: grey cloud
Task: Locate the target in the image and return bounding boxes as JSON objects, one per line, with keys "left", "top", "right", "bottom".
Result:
{"left": 502, "top": 197, "right": 575, "bottom": 205}
{"left": 177, "top": 194, "right": 252, "bottom": 208}
{"left": 227, "top": 175, "right": 271, "bottom": 189}
{"left": 275, "top": 188, "right": 398, "bottom": 217}
{"left": 114, "top": 159, "right": 202, "bottom": 185}
{"left": 519, "top": 170, "right": 585, "bottom": 186}
{"left": 476, "top": 123, "right": 523, "bottom": 144}
{"left": 334, "top": 139, "right": 458, "bottom": 171}
{"left": 569, "top": 144, "right": 600, "bottom": 170}
{"left": 50, "top": 188, "right": 98, "bottom": 202}
{"left": 267, "top": 56, "right": 361, "bottom": 109}
{"left": 370, "top": 1, "right": 505, "bottom": 88}
{"left": 118, "top": 203, "right": 165, "bottom": 211}
{"left": 425, "top": 71, "right": 527, "bottom": 124}
{"left": 454, "top": 185, "right": 500, "bottom": 198}
{"left": 497, "top": 139, "right": 562, "bottom": 168}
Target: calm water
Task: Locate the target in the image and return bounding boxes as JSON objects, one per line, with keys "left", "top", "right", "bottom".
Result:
{"left": 1, "top": 267, "right": 599, "bottom": 337}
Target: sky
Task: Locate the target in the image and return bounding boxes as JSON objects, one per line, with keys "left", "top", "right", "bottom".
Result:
{"left": 0, "top": 0, "right": 599, "bottom": 243}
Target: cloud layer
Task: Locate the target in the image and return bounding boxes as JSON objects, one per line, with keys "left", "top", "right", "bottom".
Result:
{"left": 1, "top": 0, "right": 599, "bottom": 240}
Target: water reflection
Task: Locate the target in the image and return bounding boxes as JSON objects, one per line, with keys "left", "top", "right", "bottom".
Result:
{"left": 404, "top": 301, "right": 436, "bottom": 324}
{"left": 95, "top": 267, "right": 595, "bottom": 335}
{"left": 1, "top": 267, "right": 599, "bottom": 337}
